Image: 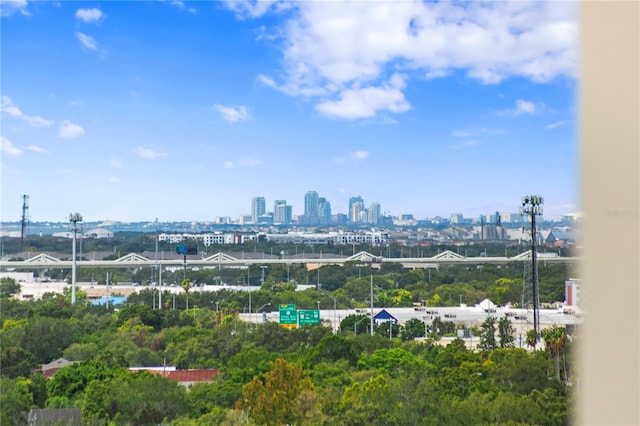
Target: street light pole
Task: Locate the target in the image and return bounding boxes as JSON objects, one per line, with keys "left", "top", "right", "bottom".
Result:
{"left": 256, "top": 303, "right": 271, "bottom": 325}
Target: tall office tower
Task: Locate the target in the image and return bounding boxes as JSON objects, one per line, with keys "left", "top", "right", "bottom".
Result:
{"left": 350, "top": 200, "right": 365, "bottom": 223}
{"left": 304, "top": 191, "right": 319, "bottom": 218}
{"left": 252, "top": 197, "right": 266, "bottom": 223}
{"left": 348, "top": 196, "right": 364, "bottom": 222}
{"left": 450, "top": 213, "right": 463, "bottom": 224}
{"left": 318, "top": 197, "right": 332, "bottom": 224}
{"left": 284, "top": 205, "right": 293, "bottom": 224}
{"left": 500, "top": 212, "right": 514, "bottom": 223}
{"left": 368, "top": 202, "right": 381, "bottom": 224}
{"left": 274, "top": 200, "right": 289, "bottom": 224}
{"left": 486, "top": 212, "right": 499, "bottom": 224}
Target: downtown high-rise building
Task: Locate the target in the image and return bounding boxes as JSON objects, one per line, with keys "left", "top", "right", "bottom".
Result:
{"left": 318, "top": 197, "right": 332, "bottom": 224}
{"left": 274, "top": 200, "right": 292, "bottom": 224}
{"left": 349, "top": 196, "right": 364, "bottom": 223}
{"left": 251, "top": 197, "right": 265, "bottom": 223}
{"left": 368, "top": 202, "right": 381, "bottom": 224}
{"left": 304, "top": 191, "right": 319, "bottom": 219}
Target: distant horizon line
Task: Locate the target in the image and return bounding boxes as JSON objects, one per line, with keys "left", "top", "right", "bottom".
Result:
{"left": 0, "top": 213, "right": 580, "bottom": 225}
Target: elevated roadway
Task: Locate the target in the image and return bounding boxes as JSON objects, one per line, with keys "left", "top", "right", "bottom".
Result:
{"left": 1, "top": 249, "right": 579, "bottom": 271}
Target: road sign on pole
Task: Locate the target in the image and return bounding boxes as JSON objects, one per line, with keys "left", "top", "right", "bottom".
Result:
{"left": 279, "top": 304, "right": 297, "bottom": 328}
{"left": 298, "top": 309, "right": 320, "bottom": 327}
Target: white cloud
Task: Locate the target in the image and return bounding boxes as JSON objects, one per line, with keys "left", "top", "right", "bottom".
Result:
{"left": 0, "top": 96, "right": 52, "bottom": 127}
{"left": 223, "top": 158, "right": 262, "bottom": 168}
{"left": 255, "top": 25, "right": 282, "bottom": 41}
{"left": 0, "top": 0, "right": 29, "bottom": 16}
{"left": 25, "top": 145, "right": 49, "bottom": 153}
{"left": 223, "top": 0, "right": 283, "bottom": 19}
{"left": 378, "top": 116, "right": 398, "bottom": 125}
{"left": 315, "top": 74, "right": 410, "bottom": 120}
{"left": 70, "top": 100, "right": 84, "bottom": 106}
{"left": 134, "top": 147, "right": 168, "bottom": 159}
{"left": 450, "top": 140, "right": 479, "bottom": 150}
{"left": 75, "top": 8, "right": 103, "bottom": 23}
{"left": 546, "top": 120, "right": 571, "bottom": 129}
{"left": 108, "top": 176, "right": 122, "bottom": 183}
{"left": 350, "top": 150, "right": 370, "bottom": 159}
{"left": 1, "top": 136, "right": 21, "bottom": 156}
{"left": 75, "top": 32, "right": 98, "bottom": 50}
{"left": 59, "top": 120, "right": 85, "bottom": 138}
{"left": 238, "top": 157, "right": 262, "bottom": 167}
{"left": 168, "top": 1, "right": 196, "bottom": 13}
{"left": 515, "top": 100, "right": 536, "bottom": 114}
{"left": 213, "top": 104, "right": 251, "bottom": 123}
{"left": 238, "top": 1, "right": 577, "bottom": 120}
{"left": 452, "top": 130, "right": 472, "bottom": 138}
{"left": 499, "top": 99, "right": 543, "bottom": 116}
{"left": 109, "top": 157, "right": 124, "bottom": 168}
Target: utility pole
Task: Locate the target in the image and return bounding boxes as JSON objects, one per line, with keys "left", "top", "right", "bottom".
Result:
{"left": 370, "top": 275, "right": 374, "bottom": 336}
{"left": 106, "top": 272, "right": 110, "bottom": 310}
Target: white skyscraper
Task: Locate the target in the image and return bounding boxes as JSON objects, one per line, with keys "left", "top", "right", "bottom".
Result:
{"left": 369, "top": 202, "right": 381, "bottom": 224}
{"left": 252, "top": 197, "right": 265, "bottom": 223}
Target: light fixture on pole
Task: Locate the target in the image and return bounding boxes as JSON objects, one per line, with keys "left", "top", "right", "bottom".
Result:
{"left": 519, "top": 195, "right": 543, "bottom": 346}
{"left": 69, "top": 213, "right": 83, "bottom": 305}
{"left": 257, "top": 303, "right": 271, "bottom": 325}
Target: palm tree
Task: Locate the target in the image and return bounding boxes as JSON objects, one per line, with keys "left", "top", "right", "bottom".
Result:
{"left": 526, "top": 328, "right": 539, "bottom": 350}
{"left": 181, "top": 278, "right": 191, "bottom": 310}
{"left": 541, "top": 326, "right": 568, "bottom": 381}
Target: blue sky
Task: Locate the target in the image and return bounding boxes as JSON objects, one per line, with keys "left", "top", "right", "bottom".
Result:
{"left": 1, "top": 0, "right": 578, "bottom": 222}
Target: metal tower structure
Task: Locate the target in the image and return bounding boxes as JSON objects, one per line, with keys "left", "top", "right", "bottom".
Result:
{"left": 520, "top": 195, "right": 544, "bottom": 346}
{"left": 69, "top": 212, "right": 83, "bottom": 305}
{"left": 21, "top": 195, "right": 29, "bottom": 251}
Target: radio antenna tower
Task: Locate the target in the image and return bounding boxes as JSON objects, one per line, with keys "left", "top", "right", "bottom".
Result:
{"left": 520, "top": 195, "right": 544, "bottom": 348}
{"left": 21, "top": 195, "right": 30, "bottom": 251}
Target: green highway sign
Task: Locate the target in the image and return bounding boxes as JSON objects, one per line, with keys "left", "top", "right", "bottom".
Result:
{"left": 298, "top": 309, "right": 320, "bottom": 327}
{"left": 279, "top": 304, "right": 297, "bottom": 328}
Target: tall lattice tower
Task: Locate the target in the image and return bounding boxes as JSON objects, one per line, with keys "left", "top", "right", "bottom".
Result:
{"left": 520, "top": 253, "right": 534, "bottom": 346}
{"left": 21, "top": 194, "right": 30, "bottom": 251}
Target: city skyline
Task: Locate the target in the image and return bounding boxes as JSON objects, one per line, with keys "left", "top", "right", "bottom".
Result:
{"left": 1, "top": 1, "right": 577, "bottom": 223}
{"left": 1, "top": 191, "right": 578, "bottom": 227}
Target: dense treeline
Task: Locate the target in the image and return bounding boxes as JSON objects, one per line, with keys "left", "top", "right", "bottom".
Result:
{"left": 3, "top": 259, "right": 571, "bottom": 310}
{"left": 7, "top": 233, "right": 569, "bottom": 261}
{"left": 1, "top": 291, "right": 575, "bottom": 425}
{"left": 5, "top": 233, "right": 572, "bottom": 305}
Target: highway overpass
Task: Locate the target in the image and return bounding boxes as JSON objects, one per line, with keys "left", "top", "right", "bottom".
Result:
{"left": 0, "top": 249, "right": 579, "bottom": 271}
